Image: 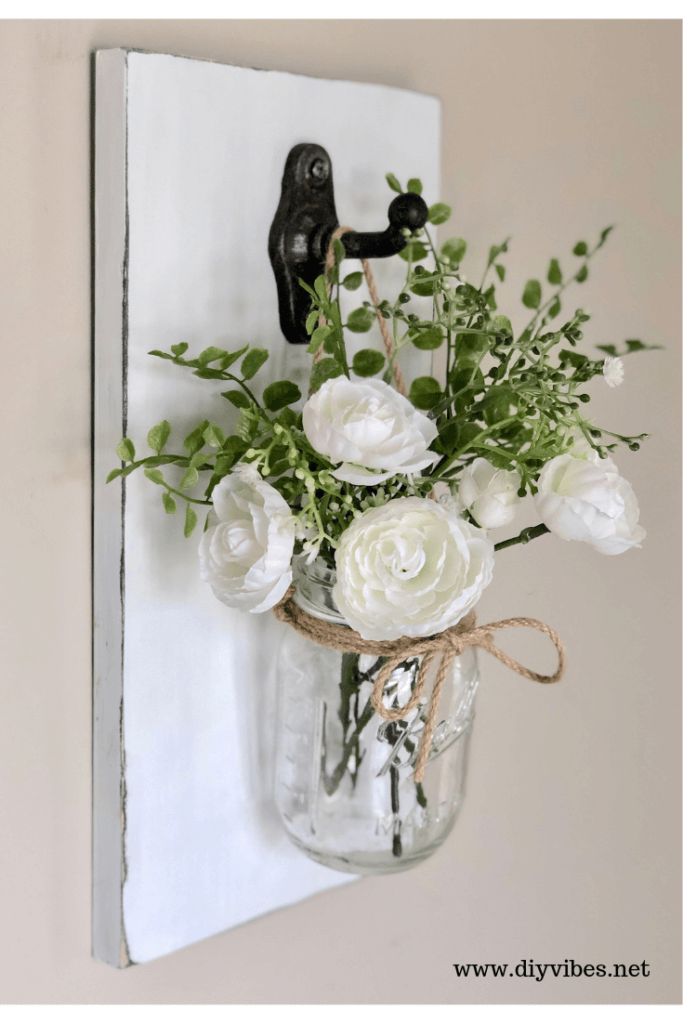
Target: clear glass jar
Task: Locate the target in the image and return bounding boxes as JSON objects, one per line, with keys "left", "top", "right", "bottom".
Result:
{"left": 274, "top": 555, "right": 479, "bottom": 875}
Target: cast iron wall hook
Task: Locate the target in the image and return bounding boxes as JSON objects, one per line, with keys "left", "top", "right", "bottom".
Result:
{"left": 268, "top": 143, "right": 429, "bottom": 344}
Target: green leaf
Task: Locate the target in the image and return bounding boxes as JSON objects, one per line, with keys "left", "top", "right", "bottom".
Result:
{"left": 116, "top": 438, "right": 136, "bottom": 462}
{"left": 305, "top": 308, "right": 320, "bottom": 334}
{"left": 346, "top": 307, "right": 375, "bottom": 333}
{"left": 596, "top": 344, "right": 618, "bottom": 357}
{"left": 495, "top": 264, "right": 505, "bottom": 282}
{"left": 180, "top": 466, "right": 199, "bottom": 489}
{"left": 203, "top": 424, "right": 225, "bottom": 449}
{"left": 221, "top": 390, "right": 250, "bottom": 409}
{"left": 220, "top": 345, "right": 249, "bottom": 370}
{"left": 386, "top": 172, "right": 402, "bottom": 193}
{"left": 559, "top": 349, "right": 589, "bottom": 368}
{"left": 398, "top": 240, "right": 429, "bottom": 263}
{"left": 576, "top": 264, "right": 588, "bottom": 283}
{"left": 193, "top": 368, "right": 228, "bottom": 379}
{"left": 197, "top": 346, "right": 228, "bottom": 365}
{"left": 573, "top": 241, "right": 588, "bottom": 256}
{"left": 307, "top": 323, "right": 331, "bottom": 354}
{"left": 309, "top": 358, "right": 344, "bottom": 393}
{"left": 106, "top": 467, "right": 124, "bottom": 483}
{"left": 333, "top": 238, "right": 346, "bottom": 264}
{"left": 183, "top": 420, "right": 210, "bottom": 455}
{"left": 148, "top": 349, "right": 174, "bottom": 360}
{"left": 407, "top": 177, "right": 423, "bottom": 195}
{"left": 548, "top": 296, "right": 562, "bottom": 319}
{"left": 411, "top": 327, "right": 444, "bottom": 351}
{"left": 522, "top": 279, "right": 542, "bottom": 309}
{"left": 342, "top": 271, "right": 363, "bottom": 291}
{"left": 409, "top": 376, "right": 442, "bottom": 410}
{"left": 314, "top": 275, "right": 329, "bottom": 302}
{"left": 484, "top": 284, "right": 497, "bottom": 311}
{"left": 427, "top": 202, "right": 451, "bottom": 225}
{"left": 352, "top": 349, "right": 385, "bottom": 377}
{"left": 547, "top": 258, "right": 562, "bottom": 285}
{"left": 457, "top": 423, "right": 483, "bottom": 450}
{"left": 144, "top": 467, "right": 164, "bottom": 485}
{"left": 597, "top": 226, "right": 614, "bottom": 247}
{"left": 241, "top": 347, "right": 269, "bottom": 380}
{"left": 440, "top": 237, "right": 467, "bottom": 264}
{"left": 410, "top": 279, "right": 435, "bottom": 297}
{"left": 171, "top": 343, "right": 188, "bottom": 357}
{"left": 184, "top": 505, "right": 198, "bottom": 538}
{"left": 437, "top": 421, "right": 460, "bottom": 454}
{"left": 263, "top": 380, "right": 302, "bottom": 411}
{"left": 492, "top": 315, "right": 513, "bottom": 336}
{"left": 162, "top": 491, "right": 177, "bottom": 514}
{"left": 625, "top": 339, "right": 645, "bottom": 352}
{"left": 489, "top": 245, "right": 502, "bottom": 265}
{"left": 147, "top": 420, "right": 171, "bottom": 454}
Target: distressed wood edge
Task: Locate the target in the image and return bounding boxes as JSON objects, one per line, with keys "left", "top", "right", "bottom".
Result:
{"left": 92, "top": 46, "right": 133, "bottom": 969}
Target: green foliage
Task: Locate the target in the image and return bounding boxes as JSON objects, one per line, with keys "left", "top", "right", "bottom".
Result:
{"left": 352, "top": 349, "right": 385, "bottom": 377}
{"left": 522, "top": 279, "right": 542, "bottom": 309}
{"left": 112, "top": 187, "right": 652, "bottom": 559}
{"left": 116, "top": 438, "right": 135, "bottom": 462}
{"left": 346, "top": 307, "right": 376, "bottom": 333}
{"left": 548, "top": 259, "right": 562, "bottom": 285}
{"left": 184, "top": 505, "right": 198, "bottom": 537}
{"left": 310, "top": 358, "right": 344, "bottom": 392}
{"left": 409, "top": 376, "right": 442, "bottom": 410}
{"left": 263, "top": 381, "right": 302, "bottom": 411}
{"left": 427, "top": 202, "right": 451, "bottom": 225}
{"left": 147, "top": 420, "right": 171, "bottom": 454}
{"left": 342, "top": 272, "right": 363, "bottom": 291}
{"left": 241, "top": 348, "right": 269, "bottom": 380}
{"left": 222, "top": 390, "right": 251, "bottom": 409}
{"left": 411, "top": 327, "right": 444, "bottom": 351}
{"left": 440, "top": 237, "right": 467, "bottom": 264}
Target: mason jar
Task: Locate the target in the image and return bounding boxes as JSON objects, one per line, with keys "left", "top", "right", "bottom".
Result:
{"left": 274, "top": 554, "right": 479, "bottom": 875}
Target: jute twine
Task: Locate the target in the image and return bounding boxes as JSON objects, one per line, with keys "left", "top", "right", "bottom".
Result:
{"left": 313, "top": 227, "right": 407, "bottom": 397}
{"left": 273, "top": 586, "right": 566, "bottom": 782}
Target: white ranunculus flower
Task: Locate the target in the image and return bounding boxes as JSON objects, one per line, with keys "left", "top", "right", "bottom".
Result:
{"left": 603, "top": 355, "right": 625, "bottom": 388}
{"left": 199, "top": 467, "right": 295, "bottom": 612}
{"left": 534, "top": 451, "right": 645, "bottom": 555}
{"left": 333, "top": 496, "right": 495, "bottom": 641}
{"left": 456, "top": 458, "right": 522, "bottom": 530}
{"left": 302, "top": 377, "right": 439, "bottom": 485}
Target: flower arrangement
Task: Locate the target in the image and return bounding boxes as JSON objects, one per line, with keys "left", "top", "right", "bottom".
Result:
{"left": 109, "top": 171, "right": 655, "bottom": 643}
{"left": 108, "top": 172, "right": 659, "bottom": 871}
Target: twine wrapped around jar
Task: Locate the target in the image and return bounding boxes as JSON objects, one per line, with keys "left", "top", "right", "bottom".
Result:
{"left": 273, "top": 586, "right": 565, "bottom": 782}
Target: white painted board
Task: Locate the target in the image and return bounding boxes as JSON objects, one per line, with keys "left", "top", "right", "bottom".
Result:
{"left": 93, "top": 48, "right": 441, "bottom": 967}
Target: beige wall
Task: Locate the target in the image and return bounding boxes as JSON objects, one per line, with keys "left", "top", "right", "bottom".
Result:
{"left": 0, "top": 19, "right": 680, "bottom": 1005}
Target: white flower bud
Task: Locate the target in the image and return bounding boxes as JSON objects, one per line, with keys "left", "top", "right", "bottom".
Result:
{"left": 457, "top": 458, "right": 522, "bottom": 530}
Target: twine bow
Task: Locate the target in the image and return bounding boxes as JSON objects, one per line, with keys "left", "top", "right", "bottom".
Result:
{"left": 273, "top": 587, "right": 565, "bottom": 782}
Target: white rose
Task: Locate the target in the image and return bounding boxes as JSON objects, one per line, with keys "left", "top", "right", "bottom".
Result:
{"left": 199, "top": 467, "right": 295, "bottom": 612}
{"left": 302, "top": 377, "right": 438, "bottom": 485}
{"left": 456, "top": 458, "right": 522, "bottom": 529}
{"left": 534, "top": 451, "right": 645, "bottom": 555}
{"left": 333, "top": 496, "right": 495, "bottom": 641}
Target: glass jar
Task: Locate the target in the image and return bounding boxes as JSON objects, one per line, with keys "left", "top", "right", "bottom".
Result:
{"left": 274, "top": 555, "right": 479, "bottom": 875}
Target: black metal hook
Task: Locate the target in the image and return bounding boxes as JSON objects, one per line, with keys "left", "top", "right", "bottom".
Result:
{"left": 268, "top": 143, "right": 428, "bottom": 344}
